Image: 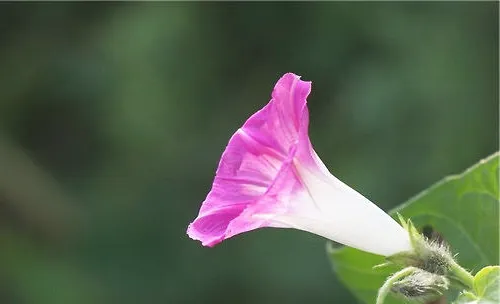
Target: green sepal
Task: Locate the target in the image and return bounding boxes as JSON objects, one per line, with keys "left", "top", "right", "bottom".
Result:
{"left": 384, "top": 215, "right": 453, "bottom": 276}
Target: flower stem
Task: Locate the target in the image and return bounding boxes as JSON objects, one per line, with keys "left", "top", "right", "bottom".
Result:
{"left": 448, "top": 259, "right": 474, "bottom": 290}
{"left": 376, "top": 266, "right": 417, "bottom": 304}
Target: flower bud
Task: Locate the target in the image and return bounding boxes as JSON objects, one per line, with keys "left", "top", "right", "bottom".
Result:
{"left": 391, "top": 269, "right": 449, "bottom": 303}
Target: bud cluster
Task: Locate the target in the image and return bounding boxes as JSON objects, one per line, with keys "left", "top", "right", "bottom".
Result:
{"left": 376, "top": 215, "right": 471, "bottom": 304}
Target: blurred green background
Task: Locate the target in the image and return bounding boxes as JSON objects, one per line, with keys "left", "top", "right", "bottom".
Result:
{"left": 0, "top": 2, "right": 497, "bottom": 304}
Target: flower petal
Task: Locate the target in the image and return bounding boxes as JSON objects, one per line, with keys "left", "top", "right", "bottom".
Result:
{"left": 187, "top": 73, "right": 310, "bottom": 246}
{"left": 287, "top": 160, "right": 412, "bottom": 256}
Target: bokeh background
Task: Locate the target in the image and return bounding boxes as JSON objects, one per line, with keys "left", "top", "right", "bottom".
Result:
{"left": 0, "top": 2, "right": 497, "bottom": 304}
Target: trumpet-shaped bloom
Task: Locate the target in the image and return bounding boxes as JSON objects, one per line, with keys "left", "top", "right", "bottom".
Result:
{"left": 187, "top": 73, "right": 411, "bottom": 256}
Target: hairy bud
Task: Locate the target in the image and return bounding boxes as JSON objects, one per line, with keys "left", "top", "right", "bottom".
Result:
{"left": 391, "top": 269, "right": 449, "bottom": 303}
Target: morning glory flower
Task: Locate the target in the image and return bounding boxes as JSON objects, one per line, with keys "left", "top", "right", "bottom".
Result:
{"left": 187, "top": 73, "right": 411, "bottom": 256}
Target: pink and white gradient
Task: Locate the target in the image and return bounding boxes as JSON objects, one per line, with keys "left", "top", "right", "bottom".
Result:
{"left": 187, "top": 73, "right": 411, "bottom": 256}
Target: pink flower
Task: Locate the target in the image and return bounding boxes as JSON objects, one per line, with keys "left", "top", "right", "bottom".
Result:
{"left": 187, "top": 73, "right": 411, "bottom": 256}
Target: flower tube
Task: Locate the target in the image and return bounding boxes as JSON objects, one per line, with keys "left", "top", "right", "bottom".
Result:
{"left": 187, "top": 73, "right": 411, "bottom": 256}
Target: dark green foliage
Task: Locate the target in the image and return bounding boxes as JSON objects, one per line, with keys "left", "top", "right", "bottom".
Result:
{"left": 329, "top": 153, "right": 499, "bottom": 304}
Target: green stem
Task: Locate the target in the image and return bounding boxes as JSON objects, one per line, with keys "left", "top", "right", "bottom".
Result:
{"left": 376, "top": 266, "right": 417, "bottom": 304}
{"left": 448, "top": 259, "right": 474, "bottom": 290}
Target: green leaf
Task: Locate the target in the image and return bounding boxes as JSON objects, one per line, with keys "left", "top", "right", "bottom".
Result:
{"left": 327, "top": 153, "right": 499, "bottom": 304}
{"left": 454, "top": 266, "right": 500, "bottom": 304}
